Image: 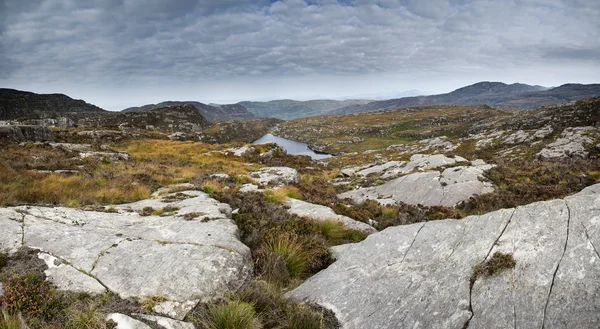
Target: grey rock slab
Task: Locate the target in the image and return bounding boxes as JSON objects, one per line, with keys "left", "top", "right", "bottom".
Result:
{"left": 543, "top": 194, "right": 600, "bottom": 328}
{"left": 469, "top": 199, "right": 569, "bottom": 329}
{"left": 135, "top": 314, "right": 196, "bottom": 329}
{"left": 38, "top": 253, "right": 106, "bottom": 294}
{"left": 536, "top": 126, "right": 596, "bottom": 160}
{"left": 238, "top": 183, "right": 261, "bottom": 193}
{"left": 0, "top": 208, "right": 23, "bottom": 253}
{"left": 23, "top": 213, "right": 122, "bottom": 271}
{"left": 107, "top": 313, "right": 152, "bottom": 329}
{"left": 287, "top": 208, "right": 515, "bottom": 329}
{"left": 339, "top": 164, "right": 494, "bottom": 207}
{"left": 117, "top": 190, "right": 232, "bottom": 221}
{"left": 249, "top": 166, "right": 300, "bottom": 186}
{"left": 91, "top": 239, "right": 252, "bottom": 303}
{"left": 356, "top": 161, "right": 404, "bottom": 177}
{"left": 291, "top": 187, "right": 600, "bottom": 328}
{"left": 153, "top": 300, "right": 198, "bottom": 320}
{"left": 286, "top": 198, "right": 376, "bottom": 234}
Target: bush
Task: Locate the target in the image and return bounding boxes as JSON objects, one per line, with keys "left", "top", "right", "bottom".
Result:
{"left": 207, "top": 300, "right": 259, "bottom": 329}
{"left": 0, "top": 273, "right": 59, "bottom": 320}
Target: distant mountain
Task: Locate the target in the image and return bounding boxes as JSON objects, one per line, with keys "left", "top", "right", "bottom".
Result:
{"left": 331, "top": 82, "right": 600, "bottom": 114}
{"left": 0, "top": 88, "right": 106, "bottom": 121}
{"left": 81, "top": 104, "right": 209, "bottom": 132}
{"left": 123, "top": 101, "right": 254, "bottom": 122}
{"left": 238, "top": 99, "right": 372, "bottom": 120}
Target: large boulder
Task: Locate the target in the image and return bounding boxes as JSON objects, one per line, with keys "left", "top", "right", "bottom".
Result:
{"left": 249, "top": 166, "right": 300, "bottom": 186}
{"left": 287, "top": 185, "right": 600, "bottom": 329}
{"left": 0, "top": 189, "right": 252, "bottom": 320}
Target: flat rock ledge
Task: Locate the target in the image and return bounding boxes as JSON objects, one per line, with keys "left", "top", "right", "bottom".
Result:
{"left": 286, "top": 198, "right": 377, "bottom": 234}
{"left": 0, "top": 189, "right": 252, "bottom": 320}
{"left": 338, "top": 156, "right": 494, "bottom": 207}
{"left": 287, "top": 184, "right": 600, "bottom": 329}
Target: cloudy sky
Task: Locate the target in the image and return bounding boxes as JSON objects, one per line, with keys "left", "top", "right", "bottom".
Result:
{"left": 0, "top": 0, "right": 599, "bottom": 110}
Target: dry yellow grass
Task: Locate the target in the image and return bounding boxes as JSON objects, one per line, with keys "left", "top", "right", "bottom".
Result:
{"left": 0, "top": 139, "right": 260, "bottom": 207}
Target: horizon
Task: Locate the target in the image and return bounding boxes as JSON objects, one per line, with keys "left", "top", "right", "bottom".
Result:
{"left": 1, "top": 80, "right": 596, "bottom": 111}
{"left": 1, "top": 1, "right": 599, "bottom": 110}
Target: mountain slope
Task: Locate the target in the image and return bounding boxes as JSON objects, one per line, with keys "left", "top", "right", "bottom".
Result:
{"left": 0, "top": 88, "right": 107, "bottom": 120}
{"left": 123, "top": 101, "right": 254, "bottom": 122}
{"left": 331, "top": 82, "right": 599, "bottom": 114}
{"left": 238, "top": 99, "right": 372, "bottom": 120}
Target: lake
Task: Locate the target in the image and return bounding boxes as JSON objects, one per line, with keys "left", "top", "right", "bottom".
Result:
{"left": 252, "top": 134, "right": 332, "bottom": 160}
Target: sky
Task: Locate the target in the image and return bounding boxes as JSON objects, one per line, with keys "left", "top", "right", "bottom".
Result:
{"left": 0, "top": 0, "right": 599, "bottom": 110}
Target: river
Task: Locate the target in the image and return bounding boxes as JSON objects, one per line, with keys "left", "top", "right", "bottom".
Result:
{"left": 252, "top": 134, "right": 332, "bottom": 160}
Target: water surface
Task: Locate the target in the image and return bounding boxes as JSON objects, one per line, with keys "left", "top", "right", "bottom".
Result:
{"left": 252, "top": 134, "right": 331, "bottom": 160}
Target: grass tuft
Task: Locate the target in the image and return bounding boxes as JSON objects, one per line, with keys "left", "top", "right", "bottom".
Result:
{"left": 207, "top": 300, "right": 259, "bottom": 329}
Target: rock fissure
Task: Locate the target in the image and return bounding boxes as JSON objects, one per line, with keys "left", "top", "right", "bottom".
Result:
{"left": 399, "top": 222, "right": 426, "bottom": 265}
{"left": 541, "top": 201, "right": 571, "bottom": 329}
{"left": 463, "top": 208, "right": 516, "bottom": 329}
{"left": 580, "top": 220, "right": 600, "bottom": 261}
{"left": 37, "top": 248, "right": 113, "bottom": 294}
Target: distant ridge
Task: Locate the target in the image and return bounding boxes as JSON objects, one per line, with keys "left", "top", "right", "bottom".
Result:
{"left": 238, "top": 99, "right": 372, "bottom": 120}
{"left": 123, "top": 101, "right": 254, "bottom": 122}
{"left": 330, "top": 82, "right": 600, "bottom": 115}
{"left": 0, "top": 88, "right": 106, "bottom": 121}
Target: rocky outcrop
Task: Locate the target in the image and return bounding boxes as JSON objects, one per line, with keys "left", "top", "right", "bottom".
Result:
{"left": 123, "top": 101, "right": 254, "bottom": 122}
{"left": 249, "top": 167, "right": 300, "bottom": 186}
{"left": 0, "top": 125, "right": 54, "bottom": 143}
{"left": 338, "top": 155, "right": 493, "bottom": 207}
{"left": 286, "top": 198, "right": 376, "bottom": 234}
{"left": 287, "top": 185, "right": 600, "bottom": 329}
{"left": 0, "top": 188, "right": 252, "bottom": 320}
{"left": 537, "top": 126, "right": 597, "bottom": 160}
{"left": 80, "top": 104, "right": 209, "bottom": 132}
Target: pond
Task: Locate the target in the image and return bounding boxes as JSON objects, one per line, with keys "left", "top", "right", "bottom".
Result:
{"left": 252, "top": 134, "right": 332, "bottom": 160}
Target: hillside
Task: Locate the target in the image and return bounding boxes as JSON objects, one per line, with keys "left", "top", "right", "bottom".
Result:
{"left": 1, "top": 96, "right": 600, "bottom": 329}
{"left": 81, "top": 104, "right": 210, "bottom": 132}
{"left": 238, "top": 99, "right": 372, "bottom": 120}
{"left": 0, "top": 88, "right": 106, "bottom": 121}
{"left": 331, "top": 82, "right": 600, "bottom": 114}
{"left": 123, "top": 101, "right": 255, "bottom": 122}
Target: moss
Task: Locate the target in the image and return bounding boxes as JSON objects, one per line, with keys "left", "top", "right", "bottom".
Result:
{"left": 473, "top": 252, "right": 516, "bottom": 279}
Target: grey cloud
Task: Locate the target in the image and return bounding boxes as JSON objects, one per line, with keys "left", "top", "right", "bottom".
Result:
{"left": 0, "top": 0, "right": 598, "bottom": 107}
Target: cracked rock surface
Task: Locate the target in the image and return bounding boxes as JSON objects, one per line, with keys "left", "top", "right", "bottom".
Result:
{"left": 286, "top": 198, "right": 377, "bottom": 234}
{"left": 338, "top": 155, "right": 494, "bottom": 207}
{"left": 287, "top": 184, "right": 600, "bottom": 329}
{"left": 0, "top": 189, "right": 252, "bottom": 320}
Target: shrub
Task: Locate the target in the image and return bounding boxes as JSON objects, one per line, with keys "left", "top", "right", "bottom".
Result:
{"left": 0, "top": 253, "right": 7, "bottom": 270}
{"left": 0, "top": 273, "right": 59, "bottom": 320}
{"left": 207, "top": 300, "right": 259, "bottom": 329}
